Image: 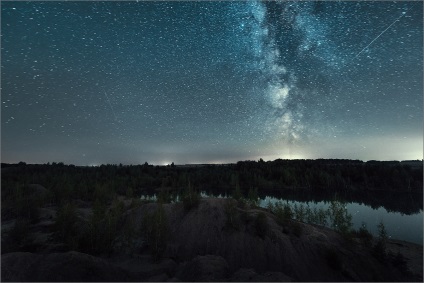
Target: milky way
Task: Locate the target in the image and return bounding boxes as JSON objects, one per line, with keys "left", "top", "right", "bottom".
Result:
{"left": 1, "top": 1, "right": 422, "bottom": 165}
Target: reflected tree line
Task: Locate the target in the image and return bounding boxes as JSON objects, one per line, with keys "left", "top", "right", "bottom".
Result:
{"left": 1, "top": 158, "right": 422, "bottom": 220}
{"left": 0, "top": 159, "right": 421, "bottom": 263}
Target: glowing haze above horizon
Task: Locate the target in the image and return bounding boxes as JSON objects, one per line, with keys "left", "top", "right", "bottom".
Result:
{"left": 1, "top": 0, "right": 423, "bottom": 166}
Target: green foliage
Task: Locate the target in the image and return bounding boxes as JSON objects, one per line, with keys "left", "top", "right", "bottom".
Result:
{"left": 143, "top": 203, "right": 169, "bottom": 262}
{"left": 356, "top": 222, "right": 373, "bottom": 247}
{"left": 157, "top": 189, "right": 176, "bottom": 204}
{"left": 266, "top": 200, "right": 274, "bottom": 212}
{"left": 328, "top": 200, "right": 353, "bottom": 236}
{"left": 181, "top": 181, "right": 200, "bottom": 211}
{"left": 377, "top": 221, "right": 388, "bottom": 242}
{"left": 126, "top": 186, "right": 133, "bottom": 198}
{"left": 232, "top": 182, "right": 243, "bottom": 201}
{"left": 14, "top": 185, "right": 40, "bottom": 223}
{"left": 55, "top": 202, "right": 80, "bottom": 250}
{"left": 104, "top": 200, "right": 124, "bottom": 252}
{"left": 83, "top": 198, "right": 123, "bottom": 255}
{"left": 293, "top": 203, "right": 306, "bottom": 222}
{"left": 224, "top": 199, "right": 240, "bottom": 230}
{"left": 272, "top": 201, "right": 292, "bottom": 226}
{"left": 130, "top": 198, "right": 143, "bottom": 208}
{"left": 121, "top": 213, "right": 139, "bottom": 254}
{"left": 2, "top": 160, "right": 422, "bottom": 211}
{"left": 247, "top": 187, "right": 259, "bottom": 207}
{"left": 373, "top": 221, "right": 388, "bottom": 261}
{"left": 254, "top": 212, "right": 268, "bottom": 238}
{"left": 306, "top": 206, "right": 315, "bottom": 224}
{"left": 316, "top": 207, "right": 328, "bottom": 226}
{"left": 93, "top": 183, "right": 114, "bottom": 205}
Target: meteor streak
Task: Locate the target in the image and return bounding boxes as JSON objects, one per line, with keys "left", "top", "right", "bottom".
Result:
{"left": 353, "top": 5, "right": 415, "bottom": 60}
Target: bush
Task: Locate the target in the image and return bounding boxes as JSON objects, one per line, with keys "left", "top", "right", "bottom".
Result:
{"left": 232, "top": 182, "right": 243, "bottom": 201}
{"left": 14, "top": 185, "right": 40, "bottom": 223}
{"left": 247, "top": 187, "right": 259, "bottom": 207}
{"left": 293, "top": 204, "right": 306, "bottom": 222}
{"left": 224, "top": 200, "right": 240, "bottom": 230}
{"left": 181, "top": 181, "right": 200, "bottom": 211}
{"left": 266, "top": 200, "right": 274, "bottom": 212}
{"left": 121, "top": 213, "right": 139, "bottom": 254}
{"left": 254, "top": 212, "right": 268, "bottom": 238}
{"left": 82, "top": 198, "right": 123, "bottom": 255}
{"left": 55, "top": 202, "right": 80, "bottom": 251}
{"left": 328, "top": 200, "right": 352, "bottom": 236}
{"left": 372, "top": 221, "right": 388, "bottom": 261}
{"left": 272, "top": 201, "right": 292, "bottom": 226}
{"left": 356, "top": 222, "right": 373, "bottom": 247}
{"left": 306, "top": 206, "right": 316, "bottom": 224}
{"left": 157, "top": 189, "right": 176, "bottom": 204}
{"left": 316, "top": 207, "right": 328, "bottom": 226}
{"left": 143, "top": 203, "right": 169, "bottom": 262}
{"left": 130, "top": 198, "right": 143, "bottom": 208}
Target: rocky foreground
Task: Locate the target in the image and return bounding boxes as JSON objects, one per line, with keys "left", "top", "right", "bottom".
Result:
{"left": 2, "top": 197, "right": 423, "bottom": 281}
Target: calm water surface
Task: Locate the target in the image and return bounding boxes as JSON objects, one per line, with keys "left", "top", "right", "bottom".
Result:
{"left": 141, "top": 192, "right": 423, "bottom": 245}
{"left": 260, "top": 196, "right": 423, "bottom": 245}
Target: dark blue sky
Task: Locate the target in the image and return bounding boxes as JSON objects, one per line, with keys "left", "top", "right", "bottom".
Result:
{"left": 1, "top": 1, "right": 423, "bottom": 165}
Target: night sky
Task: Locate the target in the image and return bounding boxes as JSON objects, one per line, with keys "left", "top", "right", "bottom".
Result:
{"left": 1, "top": 1, "right": 423, "bottom": 165}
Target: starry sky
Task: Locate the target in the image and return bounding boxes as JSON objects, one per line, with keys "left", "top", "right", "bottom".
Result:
{"left": 1, "top": 0, "right": 423, "bottom": 165}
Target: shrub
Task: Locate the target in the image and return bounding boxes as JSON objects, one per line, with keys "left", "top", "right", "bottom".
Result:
{"left": 328, "top": 200, "right": 352, "bottom": 236}
{"left": 121, "top": 213, "right": 138, "bottom": 254}
{"left": 157, "top": 190, "right": 173, "bottom": 204}
{"left": 247, "top": 187, "right": 259, "bottom": 207}
{"left": 372, "top": 221, "right": 388, "bottom": 261}
{"left": 293, "top": 204, "right": 306, "bottom": 222}
{"left": 266, "top": 200, "right": 274, "bottom": 212}
{"left": 232, "top": 182, "right": 243, "bottom": 201}
{"left": 126, "top": 186, "right": 133, "bottom": 198}
{"left": 224, "top": 200, "right": 240, "bottom": 230}
{"left": 237, "top": 197, "right": 248, "bottom": 209}
{"left": 357, "top": 222, "right": 373, "bottom": 247}
{"left": 254, "top": 212, "right": 268, "bottom": 238}
{"left": 55, "top": 202, "right": 80, "bottom": 250}
{"left": 14, "top": 185, "right": 40, "bottom": 223}
{"left": 306, "top": 206, "right": 316, "bottom": 224}
{"left": 181, "top": 181, "right": 200, "bottom": 211}
{"left": 272, "top": 201, "right": 293, "bottom": 226}
{"left": 144, "top": 203, "right": 169, "bottom": 262}
{"left": 316, "top": 207, "right": 328, "bottom": 226}
{"left": 130, "top": 198, "right": 143, "bottom": 208}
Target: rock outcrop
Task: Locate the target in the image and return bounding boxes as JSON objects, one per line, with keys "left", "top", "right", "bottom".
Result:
{"left": 2, "top": 198, "right": 422, "bottom": 281}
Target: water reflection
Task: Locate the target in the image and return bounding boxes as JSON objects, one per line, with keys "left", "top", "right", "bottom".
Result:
{"left": 141, "top": 191, "right": 423, "bottom": 245}
{"left": 259, "top": 196, "right": 423, "bottom": 245}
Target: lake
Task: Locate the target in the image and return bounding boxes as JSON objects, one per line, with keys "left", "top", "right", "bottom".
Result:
{"left": 141, "top": 191, "right": 423, "bottom": 245}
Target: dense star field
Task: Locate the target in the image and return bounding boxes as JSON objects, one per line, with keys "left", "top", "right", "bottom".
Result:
{"left": 1, "top": 0, "right": 423, "bottom": 165}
